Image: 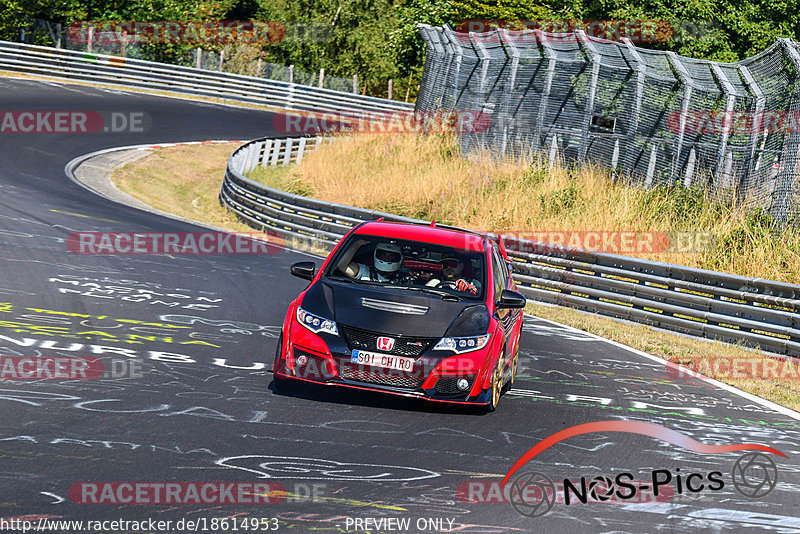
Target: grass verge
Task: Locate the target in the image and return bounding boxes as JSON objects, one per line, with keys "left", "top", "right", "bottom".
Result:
{"left": 114, "top": 139, "right": 800, "bottom": 413}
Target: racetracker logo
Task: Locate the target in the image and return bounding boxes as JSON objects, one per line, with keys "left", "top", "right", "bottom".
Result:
{"left": 456, "top": 20, "right": 716, "bottom": 43}
{"left": 667, "top": 356, "right": 800, "bottom": 380}
{"left": 68, "top": 21, "right": 332, "bottom": 44}
{"left": 273, "top": 111, "right": 491, "bottom": 135}
{"left": 501, "top": 420, "right": 784, "bottom": 517}
{"left": 67, "top": 232, "right": 284, "bottom": 255}
{"left": 0, "top": 111, "right": 150, "bottom": 134}
{"left": 667, "top": 111, "right": 800, "bottom": 134}
{"left": 69, "top": 482, "right": 285, "bottom": 504}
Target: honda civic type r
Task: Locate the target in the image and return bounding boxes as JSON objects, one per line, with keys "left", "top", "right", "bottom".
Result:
{"left": 272, "top": 220, "right": 526, "bottom": 411}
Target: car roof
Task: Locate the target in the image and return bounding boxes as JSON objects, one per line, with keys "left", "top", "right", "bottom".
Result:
{"left": 353, "top": 221, "right": 487, "bottom": 252}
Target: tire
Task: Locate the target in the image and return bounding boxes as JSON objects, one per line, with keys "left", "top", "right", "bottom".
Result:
{"left": 485, "top": 357, "right": 504, "bottom": 413}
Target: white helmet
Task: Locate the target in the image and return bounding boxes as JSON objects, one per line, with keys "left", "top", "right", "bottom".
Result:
{"left": 374, "top": 242, "right": 402, "bottom": 273}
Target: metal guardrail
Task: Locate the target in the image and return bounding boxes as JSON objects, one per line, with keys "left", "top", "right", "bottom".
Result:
{"left": 221, "top": 136, "right": 800, "bottom": 358}
{"left": 0, "top": 41, "right": 414, "bottom": 116}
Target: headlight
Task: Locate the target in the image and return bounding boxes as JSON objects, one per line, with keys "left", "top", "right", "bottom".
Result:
{"left": 296, "top": 307, "right": 338, "bottom": 336}
{"left": 433, "top": 334, "right": 491, "bottom": 354}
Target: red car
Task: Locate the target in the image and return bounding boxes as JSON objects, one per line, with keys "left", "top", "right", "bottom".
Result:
{"left": 272, "top": 220, "right": 526, "bottom": 412}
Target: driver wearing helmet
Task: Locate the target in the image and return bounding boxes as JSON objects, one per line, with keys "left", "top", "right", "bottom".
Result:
{"left": 341, "top": 241, "right": 405, "bottom": 282}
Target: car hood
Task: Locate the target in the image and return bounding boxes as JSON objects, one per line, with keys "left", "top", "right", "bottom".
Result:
{"left": 301, "top": 280, "right": 481, "bottom": 337}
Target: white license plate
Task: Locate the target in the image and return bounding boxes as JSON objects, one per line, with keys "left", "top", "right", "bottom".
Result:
{"left": 351, "top": 350, "right": 415, "bottom": 372}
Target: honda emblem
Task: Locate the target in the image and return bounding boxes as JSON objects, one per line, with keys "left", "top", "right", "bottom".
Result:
{"left": 377, "top": 336, "right": 395, "bottom": 351}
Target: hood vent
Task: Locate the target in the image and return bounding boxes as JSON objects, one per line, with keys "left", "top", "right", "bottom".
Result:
{"left": 360, "top": 297, "right": 429, "bottom": 315}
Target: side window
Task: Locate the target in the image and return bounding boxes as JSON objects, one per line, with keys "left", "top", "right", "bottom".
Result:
{"left": 491, "top": 248, "right": 506, "bottom": 298}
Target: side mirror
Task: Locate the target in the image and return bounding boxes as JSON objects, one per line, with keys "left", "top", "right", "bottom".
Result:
{"left": 496, "top": 289, "right": 526, "bottom": 309}
{"left": 290, "top": 261, "right": 316, "bottom": 281}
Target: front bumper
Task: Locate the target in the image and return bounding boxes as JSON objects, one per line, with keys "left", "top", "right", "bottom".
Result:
{"left": 275, "top": 340, "right": 492, "bottom": 405}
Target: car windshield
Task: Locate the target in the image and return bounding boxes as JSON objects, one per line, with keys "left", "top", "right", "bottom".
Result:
{"left": 325, "top": 234, "right": 486, "bottom": 299}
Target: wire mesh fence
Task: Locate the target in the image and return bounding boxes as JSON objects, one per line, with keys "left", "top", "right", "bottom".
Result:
{"left": 416, "top": 24, "right": 800, "bottom": 224}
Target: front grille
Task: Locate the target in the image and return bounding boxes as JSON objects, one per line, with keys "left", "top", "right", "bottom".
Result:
{"left": 340, "top": 325, "right": 435, "bottom": 357}
{"left": 337, "top": 361, "right": 424, "bottom": 389}
{"left": 435, "top": 376, "right": 474, "bottom": 395}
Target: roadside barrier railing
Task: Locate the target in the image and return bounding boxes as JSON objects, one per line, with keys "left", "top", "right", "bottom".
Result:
{"left": 0, "top": 40, "right": 413, "bottom": 116}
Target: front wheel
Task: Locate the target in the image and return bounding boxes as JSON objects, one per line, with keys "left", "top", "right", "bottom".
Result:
{"left": 485, "top": 357, "right": 504, "bottom": 412}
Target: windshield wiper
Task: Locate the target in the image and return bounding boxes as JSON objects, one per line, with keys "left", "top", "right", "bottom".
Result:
{"left": 394, "top": 286, "right": 461, "bottom": 301}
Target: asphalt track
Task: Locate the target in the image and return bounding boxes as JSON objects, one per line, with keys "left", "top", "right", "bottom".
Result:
{"left": 0, "top": 76, "right": 799, "bottom": 533}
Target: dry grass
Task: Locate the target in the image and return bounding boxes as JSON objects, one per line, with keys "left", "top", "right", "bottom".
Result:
{"left": 111, "top": 143, "right": 256, "bottom": 231}
{"left": 526, "top": 302, "right": 800, "bottom": 412}
{"left": 249, "top": 133, "right": 800, "bottom": 283}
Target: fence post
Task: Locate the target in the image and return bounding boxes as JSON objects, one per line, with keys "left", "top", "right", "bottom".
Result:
{"left": 289, "top": 64, "right": 294, "bottom": 84}
{"left": 388, "top": 79, "right": 393, "bottom": 100}
{"left": 666, "top": 52, "right": 693, "bottom": 185}
{"left": 684, "top": 148, "right": 696, "bottom": 187}
{"left": 319, "top": 68, "right": 324, "bottom": 88}
{"left": 443, "top": 25, "right": 464, "bottom": 109}
{"left": 353, "top": 74, "right": 358, "bottom": 94}
{"left": 256, "top": 58, "right": 262, "bottom": 76}
{"left": 710, "top": 63, "right": 738, "bottom": 191}
{"left": 548, "top": 136, "right": 558, "bottom": 168}
{"left": 218, "top": 49, "right": 225, "bottom": 71}
{"left": 646, "top": 144, "right": 657, "bottom": 186}
{"left": 498, "top": 29, "right": 520, "bottom": 156}
{"left": 87, "top": 27, "right": 93, "bottom": 53}
{"left": 56, "top": 23, "right": 62, "bottom": 49}
{"left": 622, "top": 38, "right": 645, "bottom": 179}
{"left": 575, "top": 30, "right": 601, "bottom": 162}
{"left": 534, "top": 29, "right": 557, "bottom": 152}
{"left": 121, "top": 31, "right": 127, "bottom": 58}
{"left": 738, "top": 65, "right": 765, "bottom": 203}
{"left": 773, "top": 38, "right": 800, "bottom": 223}
{"left": 195, "top": 49, "right": 202, "bottom": 69}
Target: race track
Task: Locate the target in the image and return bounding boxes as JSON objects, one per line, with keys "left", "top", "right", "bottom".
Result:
{"left": 0, "top": 77, "right": 798, "bottom": 533}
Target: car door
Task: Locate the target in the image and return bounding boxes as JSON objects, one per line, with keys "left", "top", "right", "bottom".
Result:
{"left": 490, "top": 245, "right": 514, "bottom": 367}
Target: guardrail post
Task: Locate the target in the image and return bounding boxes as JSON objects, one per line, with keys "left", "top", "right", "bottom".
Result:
{"left": 283, "top": 138, "right": 294, "bottom": 165}
{"left": 576, "top": 30, "right": 601, "bottom": 161}
{"left": 667, "top": 52, "right": 693, "bottom": 185}
{"left": 296, "top": 137, "right": 308, "bottom": 164}
{"left": 534, "top": 30, "right": 557, "bottom": 152}
{"left": 260, "top": 139, "right": 273, "bottom": 167}
{"left": 247, "top": 141, "right": 261, "bottom": 172}
{"left": 738, "top": 65, "right": 765, "bottom": 203}
{"left": 622, "top": 38, "right": 645, "bottom": 180}
{"left": 270, "top": 139, "right": 282, "bottom": 166}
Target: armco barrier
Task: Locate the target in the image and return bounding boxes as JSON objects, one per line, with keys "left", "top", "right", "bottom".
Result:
{"left": 0, "top": 41, "right": 413, "bottom": 117}
{"left": 223, "top": 137, "right": 800, "bottom": 358}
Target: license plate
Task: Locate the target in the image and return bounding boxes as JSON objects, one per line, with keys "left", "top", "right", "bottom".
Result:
{"left": 351, "top": 350, "right": 415, "bottom": 372}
